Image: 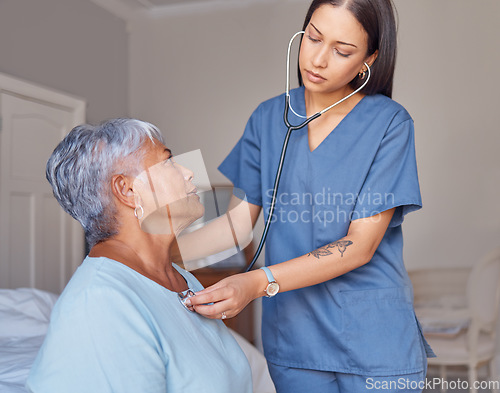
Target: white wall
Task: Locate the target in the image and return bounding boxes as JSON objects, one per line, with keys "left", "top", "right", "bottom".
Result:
{"left": 394, "top": 0, "right": 500, "bottom": 271}
{"left": 129, "top": 0, "right": 500, "bottom": 272}
{"left": 0, "top": 0, "right": 129, "bottom": 123}
{"left": 129, "top": 0, "right": 309, "bottom": 184}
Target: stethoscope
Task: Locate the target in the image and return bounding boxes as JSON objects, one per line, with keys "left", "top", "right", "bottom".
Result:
{"left": 179, "top": 31, "right": 371, "bottom": 310}
{"left": 244, "top": 31, "right": 371, "bottom": 272}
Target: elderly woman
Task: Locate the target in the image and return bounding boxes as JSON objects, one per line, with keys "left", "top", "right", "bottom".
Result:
{"left": 26, "top": 119, "right": 252, "bottom": 393}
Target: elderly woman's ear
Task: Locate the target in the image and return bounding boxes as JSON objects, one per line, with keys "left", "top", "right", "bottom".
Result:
{"left": 110, "top": 174, "right": 136, "bottom": 209}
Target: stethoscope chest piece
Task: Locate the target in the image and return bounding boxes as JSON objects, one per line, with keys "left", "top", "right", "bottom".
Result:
{"left": 178, "top": 289, "right": 196, "bottom": 312}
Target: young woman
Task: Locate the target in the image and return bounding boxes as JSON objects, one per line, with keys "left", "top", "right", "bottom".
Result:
{"left": 187, "top": 0, "right": 434, "bottom": 391}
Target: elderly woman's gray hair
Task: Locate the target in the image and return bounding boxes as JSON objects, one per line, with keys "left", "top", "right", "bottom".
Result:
{"left": 46, "top": 118, "right": 164, "bottom": 247}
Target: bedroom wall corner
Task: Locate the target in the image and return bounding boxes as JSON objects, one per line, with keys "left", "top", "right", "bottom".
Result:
{"left": 0, "top": 0, "right": 129, "bottom": 124}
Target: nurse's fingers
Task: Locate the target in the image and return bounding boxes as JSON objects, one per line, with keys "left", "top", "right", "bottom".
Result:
{"left": 193, "top": 299, "right": 233, "bottom": 320}
{"left": 192, "top": 282, "right": 221, "bottom": 297}
{"left": 187, "top": 286, "right": 228, "bottom": 307}
{"left": 186, "top": 271, "right": 264, "bottom": 319}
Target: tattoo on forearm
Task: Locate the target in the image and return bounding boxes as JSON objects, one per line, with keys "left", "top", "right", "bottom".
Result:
{"left": 308, "top": 240, "right": 353, "bottom": 259}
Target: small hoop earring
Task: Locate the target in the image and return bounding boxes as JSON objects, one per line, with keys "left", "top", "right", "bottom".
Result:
{"left": 358, "top": 69, "right": 367, "bottom": 80}
{"left": 134, "top": 205, "right": 144, "bottom": 220}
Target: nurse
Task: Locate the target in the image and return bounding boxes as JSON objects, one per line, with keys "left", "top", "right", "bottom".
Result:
{"left": 187, "top": 0, "right": 435, "bottom": 391}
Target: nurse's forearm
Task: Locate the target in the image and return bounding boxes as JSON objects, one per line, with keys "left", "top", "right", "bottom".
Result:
{"left": 188, "top": 209, "right": 395, "bottom": 318}
{"left": 264, "top": 235, "right": 364, "bottom": 293}
{"left": 261, "top": 208, "right": 395, "bottom": 294}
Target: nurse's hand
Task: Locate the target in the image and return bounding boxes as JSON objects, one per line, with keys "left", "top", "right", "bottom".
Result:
{"left": 185, "top": 270, "right": 266, "bottom": 319}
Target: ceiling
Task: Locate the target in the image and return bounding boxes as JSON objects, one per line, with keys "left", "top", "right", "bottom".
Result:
{"left": 89, "top": 0, "right": 270, "bottom": 21}
{"left": 117, "top": 0, "right": 216, "bottom": 8}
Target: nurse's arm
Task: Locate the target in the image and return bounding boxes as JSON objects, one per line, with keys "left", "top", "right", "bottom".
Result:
{"left": 268, "top": 207, "right": 395, "bottom": 292}
{"left": 188, "top": 208, "right": 395, "bottom": 319}
{"left": 172, "top": 196, "right": 261, "bottom": 263}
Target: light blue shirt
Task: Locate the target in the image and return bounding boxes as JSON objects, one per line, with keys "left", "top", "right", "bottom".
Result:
{"left": 26, "top": 256, "right": 252, "bottom": 392}
{"left": 219, "top": 86, "right": 434, "bottom": 376}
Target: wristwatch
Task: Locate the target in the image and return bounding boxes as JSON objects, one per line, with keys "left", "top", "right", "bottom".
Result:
{"left": 259, "top": 266, "right": 280, "bottom": 297}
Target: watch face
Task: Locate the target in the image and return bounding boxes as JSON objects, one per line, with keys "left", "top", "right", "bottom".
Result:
{"left": 266, "top": 282, "right": 280, "bottom": 297}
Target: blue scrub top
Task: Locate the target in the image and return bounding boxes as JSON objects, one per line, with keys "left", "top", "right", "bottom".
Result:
{"left": 219, "top": 86, "right": 434, "bottom": 376}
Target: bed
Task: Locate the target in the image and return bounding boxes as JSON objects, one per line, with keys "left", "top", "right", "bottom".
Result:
{"left": 0, "top": 288, "right": 275, "bottom": 393}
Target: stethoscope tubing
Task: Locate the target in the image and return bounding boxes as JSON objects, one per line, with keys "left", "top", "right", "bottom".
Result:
{"left": 244, "top": 98, "right": 320, "bottom": 273}
{"left": 244, "top": 31, "right": 371, "bottom": 273}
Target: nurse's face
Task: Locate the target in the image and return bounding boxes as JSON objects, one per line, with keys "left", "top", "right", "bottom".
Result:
{"left": 299, "top": 4, "right": 377, "bottom": 96}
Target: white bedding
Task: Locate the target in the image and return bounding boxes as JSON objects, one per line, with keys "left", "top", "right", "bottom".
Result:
{"left": 0, "top": 288, "right": 275, "bottom": 393}
{"left": 0, "top": 288, "right": 58, "bottom": 393}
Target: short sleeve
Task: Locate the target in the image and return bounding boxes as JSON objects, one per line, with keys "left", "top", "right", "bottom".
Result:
{"left": 218, "top": 106, "right": 263, "bottom": 206}
{"left": 26, "top": 288, "right": 167, "bottom": 393}
{"left": 352, "top": 118, "right": 422, "bottom": 227}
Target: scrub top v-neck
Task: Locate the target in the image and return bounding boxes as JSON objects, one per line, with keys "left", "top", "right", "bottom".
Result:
{"left": 219, "top": 86, "right": 433, "bottom": 376}
{"left": 302, "top": 91, "right": 366, "bottom": 153}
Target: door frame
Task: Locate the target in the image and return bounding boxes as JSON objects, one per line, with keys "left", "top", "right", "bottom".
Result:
{"left": 0, "top": 72, "right": 86, "bottom": 287}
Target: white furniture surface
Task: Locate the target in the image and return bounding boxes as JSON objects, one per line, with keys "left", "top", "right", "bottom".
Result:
{"left": 410, "top": 247, "right": 500, "bottom": 393}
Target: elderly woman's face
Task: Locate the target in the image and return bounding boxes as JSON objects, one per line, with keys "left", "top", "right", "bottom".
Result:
{"left": 133, "top": 139, "right": 204, "bottom": 235}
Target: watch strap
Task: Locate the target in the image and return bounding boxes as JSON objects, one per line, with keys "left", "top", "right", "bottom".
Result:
{"left": 260, "top": 266, "right": 276, "bottom": 283}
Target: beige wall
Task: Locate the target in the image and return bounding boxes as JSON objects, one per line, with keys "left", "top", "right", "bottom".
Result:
{"left": 394, "top": 0, "right": 500, "bottom": 271}
{"left": 129, "top": 1, "right": 309, "bottom": 185}
{"left": 0, "top": 0, "right": 129, "bottom": 123}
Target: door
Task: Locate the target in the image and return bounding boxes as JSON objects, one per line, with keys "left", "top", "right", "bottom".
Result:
{"left": 0, "top": 88, "right": 85, "bottom": 293}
